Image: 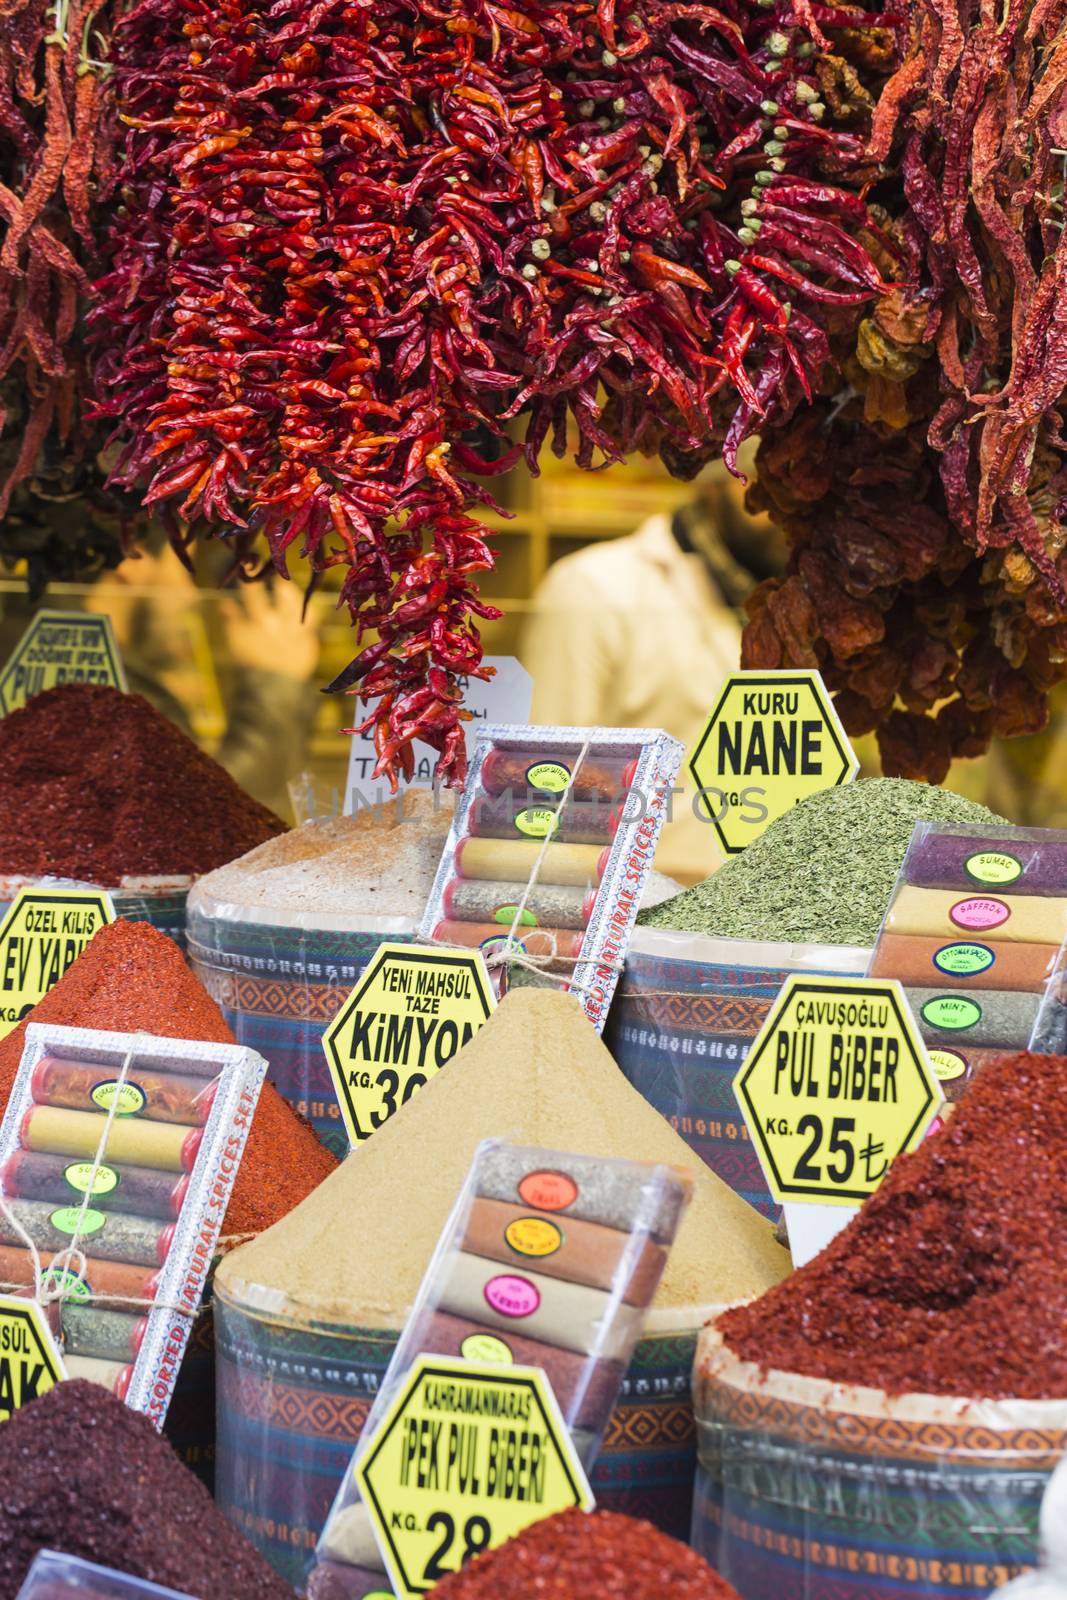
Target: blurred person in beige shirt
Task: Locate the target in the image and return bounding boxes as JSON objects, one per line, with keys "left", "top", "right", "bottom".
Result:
{"left": 520, "top": 461, "right": 784, "bottom": 885}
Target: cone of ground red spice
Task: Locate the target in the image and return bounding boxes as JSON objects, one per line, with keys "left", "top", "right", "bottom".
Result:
{"left": 0, "top": 919, "right": 337, "bottom": 1238}
{"left": 0, "top": 684, "right": 284, "bottom": 886}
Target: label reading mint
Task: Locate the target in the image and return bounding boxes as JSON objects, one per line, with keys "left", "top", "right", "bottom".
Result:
{"left": 526, "top": 761, "right": 572, "bottom": 794}
{"left": 921, "top": 996, "right": 982, "bottom": 1031}
{"left": 460, "top": 1333, "right": 513, "bottom": 1366}
{"left": 91, "top": 1080, "right": 145, "bottom": 1116}
{"left": 949, "top": 896, "right": 1010, "bottom": 931}
{"left": 64, "top": 1160, "right": 118, "bottom": 1197}
{"left": 49, "top": 1206, "right": 105, "bottom": 1236}
{"left": 492, "top": 905, "right": 538, "bottom": 928}
{"left": 933, "top": 943, "right": 995, "bottom": 977}
{"left": 40, "top": 1266, "right": 91, "bottom": 1302}
{"left": 928, "top": 1048, "right": 967, "bottom": 1082}
{"left": 505, "top": 1217, "right": 562, "bottom": 1259}
{"left": 514, "top": 807, "right": 559, "bottom": 839}
{"left": 965, "top": 850, "right": 1023, "bottom": 886}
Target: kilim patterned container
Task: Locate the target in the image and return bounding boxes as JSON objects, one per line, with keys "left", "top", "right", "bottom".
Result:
{"left": 186, "top": 900, "right": 416, "bottom": 1158}
{"left": 0, "top": 875, "right": 191, "bottom": 949}
{"left": 605, "top": 929, "right": 871, "bottom": 1218}
{"left": 692, "top": 1324, "right": 1067, "bottom": 1600}
{"left": 214, "top": 1287, "right": 711, "bottom": 1589}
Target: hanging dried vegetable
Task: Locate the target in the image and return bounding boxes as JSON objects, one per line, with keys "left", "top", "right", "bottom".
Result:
{"left": 743, "top": 0, "right": 1067, "bottom": 780}
{"left": 0, "top": 0, "right": 125, "bottom": 585}
{"left": 91, "top": 0, "right": 897, "bottom": 785}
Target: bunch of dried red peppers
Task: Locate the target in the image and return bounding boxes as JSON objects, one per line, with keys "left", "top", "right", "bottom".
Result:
{"left": 744, "top": 0, "right": 1067, "bottom": 779}
{"left": 0, "top": 0, "right": 1064, "bottom": 784}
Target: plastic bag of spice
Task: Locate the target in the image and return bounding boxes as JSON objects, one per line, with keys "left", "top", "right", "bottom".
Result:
{"left": 604, "top": 928, "right": 871, "bottom": 1219}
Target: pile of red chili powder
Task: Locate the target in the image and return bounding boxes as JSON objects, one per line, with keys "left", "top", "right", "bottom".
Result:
{"left": 0, "top": 1381, "right": 294, "bottom": 1597}
{"left": 0, "top": 684, "right": 284, "bottom": 884}
{"left": 720, "top": 1051, "right": 1067, "bottom": 1399}
{"left": 427, "top": 1510, "right": 738, "bottom": 1600}
{"left": 0, "top": 919, "right": 336, "bottom": 1236}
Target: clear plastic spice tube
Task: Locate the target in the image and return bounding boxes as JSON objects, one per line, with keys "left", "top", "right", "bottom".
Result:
{"left": 61, "top": 1353, "right": 133, "bottom": 1398}
{"left": 0, "top": 1243, "right": 160, "bottom": 1306}
{"left": 20, "top": 1106, "right": 204, "bottom": 1172}
{"left": 2, "top": 1150, "right": 189, "bottom": 1219}
{"left": 30, "top": 1057, "right": 217, "bottom": 1127}
{"left": 443, "top": 878, "right": 596, "bottom": 930}
{"left": 468, "top": 793, "right": 620, "bottom": 846}
{"left": 0, "top": 1198, "right": 174, "bottom": 1267}
{"left": 61, "top": 1305, "right": 150, "bottom": 1363}
{"left": 432, "top": 922, "right": 585, "bottom": 962}
{"left": 480, "top": 751, "right": 638, "bottom": 804}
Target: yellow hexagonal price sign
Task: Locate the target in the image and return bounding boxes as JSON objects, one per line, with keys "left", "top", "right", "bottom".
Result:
{"left": 322, "top": 942, "right": 495, "bottom": 1146}
{"left": 355, "top": 1353, "right": 593, "bottom": 1597}
{"left": 0, "top": 1295, "right": 66, "bottom": 1421}
{"left": 689, "top": 669, "right": 858, "bottom": 855}
{"left": 0, "top": 610, "right": 126, "bottom": 716}
{"left": 0, "top": 888, "right": 116, "bottom": 1038}
{"left": 733, "top": 976, "right": 942, "bottom": 1207}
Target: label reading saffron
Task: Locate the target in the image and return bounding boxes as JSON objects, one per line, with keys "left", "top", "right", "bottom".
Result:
{"left": 949, "top": 896, "right": 1011, "bottom": 931}
{"left": 91, "top": 1080, "right": 146, "bottom": 1115}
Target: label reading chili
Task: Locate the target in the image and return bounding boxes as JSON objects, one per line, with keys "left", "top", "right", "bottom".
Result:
{"left": 504, "top": 1217, "right": 562, "bottom": 1259}
{"left": 491, "top": 905, "right": 538, "bottom": 928}
{"left": 928, "top": 1048, "right": 967, "bottom": 1081}
{"left": 921, "top": 995, "right": 982, "bottom": 1031}
{"left": 965, "top": 850, "right": 1023, "bottom": 886}
{"left": 90, "top": 1080, "right": 146, "bottom": 1116}
{"left": 50, "top": 1205, "right": 105, "bottom": 1236}
{"left": 514, "top": 807, "right": 559, "bottom": 839}
{"left": 526, "top": 761, "right": 572, "bottom": 794}
{"left": 484, "top": 1274, "right": 540, "bottom": 1319}
{"left": 517, "top": 1171, "right": 579, "bottom": 1212}
{"left": 460, "top": 1333, "right": 513, "bottom": 1366}
{"left": 63, "top": 1160, "right": 118, "bottom": 1197}
{"left": 933, "top": 942, "right": 995, "bottom": 977}
{"left": 949, "top": 895, "right": 1011, "bottom": 931}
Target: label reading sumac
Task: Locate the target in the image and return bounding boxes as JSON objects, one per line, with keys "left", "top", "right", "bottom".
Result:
{"left": 63, "top": 1160, "right": 118, "bottom": 1196}
{"left": 965, "top": 850, "right": 1023, "bottom": 886}
{"left": 921, "top": 996, "right": 982, "bottom": 1031}
{"left": 514, "top": 808, "right": 559, "bottom": 839}
{"left": 949, "top": 896, "right": 1010, "bottom": 931}
{"left": 933, "top": 942, "right": 995, "bottom": 977}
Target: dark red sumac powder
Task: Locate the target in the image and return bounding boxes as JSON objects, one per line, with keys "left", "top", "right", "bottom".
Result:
{"left": 426, "top": 1509, "right": 739, "bottom": 1599}
{"left": 720, "top": 1051, "right": 1067, "bottom": 1399}
{"left": 0, "top": 684, "right": 284, "bottom": 885}
{"left": 0, "top": 1380, "right": 295, "bottom": 1598}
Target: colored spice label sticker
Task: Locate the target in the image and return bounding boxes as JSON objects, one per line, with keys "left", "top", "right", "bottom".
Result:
{"left": 50, "top": 1205, "right": 106, "bottom": 1235}
{"left": 322, "top": 943, "right": 495, "bottom": 1147}
{"left": 90, "top": 1080, "right": 146, "bottom": 1115}
{"left": 0, "top": 1295, "right": 65, "bottom": 1420}
{"left": 504, "top": 1218, "right": 562, "bottom": 1258}
{"left": 514, "top": 808, "right": 560, "bottom": 839}
{"left": 933, "top": 943, "right": 995, "bottom": 977}
{"left": 526, "top": 761, "right": 572, "bottom": 794}
{"left": 0, "top": 609, "right": 126, "bottom": 716}
{"left": 689, "top": 670, "right": 858, "bottom": 856}
{"left": 733, "top": 976, "right": 943, "bottom": 1207}
{"left": 921, "top": 995, "right": 983, "bottom": 1031}
{"left": 927, "top": 1048, "right": 967, "bottom": 1081}
{"left": 460, "top": 1334, "right": 513, "bottom": 1365}
{"left": 355, "top": 1353, "right": 593, "bottom": 1598}
{"left": 517, "top": 1171, "right": 578, "bottom": 1212}
{"left": 0, "top": 888, "right": 116, "bottom": 1039}
{"left": 950, "top": 896, "right": 1010, "bottom": 931}
{"left": 64, "top": 1161, "right": 118, "bottom": 1196}
{"left": 965, "top": 851, "right": 1023, "bottom": 886}
{"left": 484, "top": 1274, "right": 540, "bottom": 1318}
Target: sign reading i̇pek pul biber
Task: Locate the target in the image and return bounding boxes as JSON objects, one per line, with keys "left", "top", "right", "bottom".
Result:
{"left": 689, "top": 669, "right": 858, "bottom": 855}
{"left": 0, "top": 889, "right": 116, "bottom": 1038}
{"left": 0, "top": 610, "right": 126, "bottom": 716}
{"left": 0, "top": 1295, "right": 65, "bottom": 1420}
{"left": 323, "top": 943, "right": 495, "bottom": 1146}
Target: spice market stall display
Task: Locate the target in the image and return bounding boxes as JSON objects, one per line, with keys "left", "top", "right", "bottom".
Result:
{"left": 212, "top": 988, "right": 789, "bottom": 1586}
{"left": 692, "top": 1049, "right": 1067, "bottom": 1600}
{"left": 187, "top": 791, "right": 453, "bottom": 1156}
{"left": 0, "top": 1381, "right": 295, "bottom": 1599}
{"left": 0, "top": 918, "right": 337, "bottom": 1484}
{"left": 607, "top": 779, "right": 1004, "bottom": 1214}
{"left": 0, "top": 684, "right": 284, "bottom": 946}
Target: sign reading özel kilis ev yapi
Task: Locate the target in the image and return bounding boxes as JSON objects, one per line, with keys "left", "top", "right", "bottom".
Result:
{"left": 0, "top": 1296, "right": 65, "bottom": 1421}
{"left": 0, "top": 888, "right": 116, "bottom": 1038}
{"left": 689, "top": 669, "right": 858, "bottom": 854}
{"left": 734, "top": 975, "right": 942, "bottom": 1206}
{"left": 323, "top": 943, "right": 494, "bottom": 1145}
{"left": 0, "top": 610, "right": 126, "bottom": 716}
{"left": 356, "top": 1353, "right": 592, "bottom": 1597}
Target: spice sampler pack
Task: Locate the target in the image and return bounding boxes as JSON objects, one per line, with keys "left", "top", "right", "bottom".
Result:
{"left": 0, "top": 1022, "right": 267, "bottom": 1422}
{"left": 421, "top": 726, "right": 684, "bottom": 1030}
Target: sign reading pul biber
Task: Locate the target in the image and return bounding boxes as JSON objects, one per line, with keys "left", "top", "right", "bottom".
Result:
{"left": 689, "top": 669, "right": 858, "bottom": 855}
{"left": 323, "top": 943, "right": 494, "bottom": 1146}
{"left": 734, "top": 975, "right": 942, "bottom": 1207}
{"left": 0, "top": 1296, "right": 65, "bottom": 1420}
{"left": 0, "top": 610, "right": 126, "bottom": 716}
{"left": 0, "top": 889, "right": 116, "bottom": 1038}
{"left": 356, "top": 1353, "right": 592, "bottom": 1598}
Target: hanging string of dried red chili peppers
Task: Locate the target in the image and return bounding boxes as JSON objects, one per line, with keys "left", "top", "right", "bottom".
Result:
{"left": 92, "top": 0, "right": 895, "bottom": 785}
{"left": 743, "top": 0, "right": 1067, "bottom": 781}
